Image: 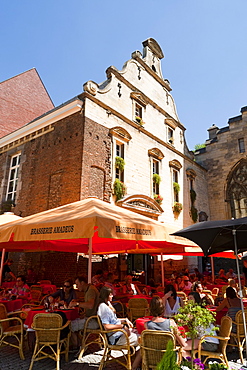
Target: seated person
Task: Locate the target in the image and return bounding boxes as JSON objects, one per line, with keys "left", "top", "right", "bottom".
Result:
{"left": 217, "top": 269, "right": 228, "bottom": 282}
{"left": 122, "top": 275, "right": 141, "bottom": 295}
{"left": 162, "top": 284, "right": 184, "bottom": 317}
{"left": 180, "top": 276, "right": 192, "bottom": 294}
{"left": 216, "top": 286, "right": 241, "bottom": 332}
{"left": 191, "top": 281, "right": 214, "bottom": 306}
{"left": 2, "top": 258, "right": 16, "bottom": 281}
{"left": 92, "top": 269, "right": 104, "bottom": 290}
{"left": 48, "top": 278, "right": 76, "bottom": 307}
{"left": 97, "top": 286, "right": 138, "bottom": 346}
{"left": 69, "top": 275, "right": 99, "bottom": 350}
{"left": 26, "top": 267, "right": 38, "bottom": 286}
{"left": 226, "top": 268, "right": 236, "bottom": 279}
{"left": 10, "top": 275, "right": 30, "bottom": 300}
{"left": 132, "top": 296, "right": 198, "bottom": 369}
{"left": 104, "top": 273, "right": 116, "bottom": 296}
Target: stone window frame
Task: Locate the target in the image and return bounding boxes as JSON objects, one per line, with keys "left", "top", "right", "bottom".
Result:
{"left": 165, "top": 118, "right": 176, "bottom": 145}
{"left": 148, "top": 148, "right": 164, "bottom": 196}
{"left": 238, "top": 138, "right": 245, "bottom": 153}
{"left": 6, "top": 152, "right": 21, "bottom": 203}
{"left": 130, "top": 92, "right": 148, "bottom": 124}
{"left": 169, "top": 159, "right": 182, "bottom": 203}
{"left": 110, "top": 127, "right": 132, "bottom": 183}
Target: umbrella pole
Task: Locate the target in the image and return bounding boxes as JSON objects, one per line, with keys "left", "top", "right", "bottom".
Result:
{"left": 161, "top": 253, "right": 165, "bottom": 288}
{"left": 88, "top": 238, "right": 92, "bottom": 284}
{"left": 210, "top": 256, "right": 215, "bottom": 282}
{"left": 0, "top": 248, "right": 5, "bottom": 286}
{"left": 233, "top": 229, "right": 247, "bottom": 366}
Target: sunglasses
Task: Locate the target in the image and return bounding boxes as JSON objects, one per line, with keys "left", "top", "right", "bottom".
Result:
{"left": 16, "top": 279, "right": 22, "bottom": 282}
{"left": 64, "top": 285, "right": 71, "bottom": 288}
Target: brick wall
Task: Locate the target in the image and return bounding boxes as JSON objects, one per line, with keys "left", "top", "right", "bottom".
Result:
{"left": 0, "top": 69, "right": 54, "bottom": 138}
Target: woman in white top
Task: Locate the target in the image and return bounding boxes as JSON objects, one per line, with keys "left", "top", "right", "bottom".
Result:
{"left": 97, "top": 286, "right": 138, "bottom": 346}
{"left": 122, "top": 275, "right": 141, "bottom": 295}
{"left": 162, "top": 284, "right": 184, "bottom": 317}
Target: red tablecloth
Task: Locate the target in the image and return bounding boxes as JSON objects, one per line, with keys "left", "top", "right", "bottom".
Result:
{"left": 208, "top": 307, "right": 228, "bottom": 325}
{"left": 0, "top": 298, "right": 24, "bottom": 312}
{"left": 1, "top": 282, "right": 15, "bottom": 289}
{"left": 115, "top": 294, "right": 152, "bottom": 304}
{"left": 24, "top": 308, "right": 79, "bottom": 329}
{"left": 39, "top": 284, "right": 57, "bottom": 295}
{"left": 136, "top": 316, "right": 153, "bottom": 333}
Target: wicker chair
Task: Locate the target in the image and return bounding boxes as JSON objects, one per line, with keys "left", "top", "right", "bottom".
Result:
{"left": 29, "top": 313, "right": 71, "bottom": 370}
{"left": 197, "top": 315, "right": 232, "bottom": 367}
{"left": 0, "top": 303, "right": 25, "bottom": 360}
{"left": 228, "top": 309, "right": 247, "bottom": 364}
{"left": 78, "top": 315, "right": 136, "bottom": 370}
{"left": 78, "top": 315, "right": 104, "bottom": 359}
{"left": 112, "top": 300, "right": 125, "bottom": 317}
{"left": 30, "top": 285, "right": 42, "bottom": 292}
{"left": 29, "top": 289, "right": 42, "bottom": 305}
{"left": 127, "top": 298, "right": 149, "bottom": 323}
{"left": 140, "top": 329, "right": 182, "bottom": 370}
{"left": 211, "top": 287, "right": 219, "bottom": 301}
{"left": 39, "top": 280, "right": 51, "bottom": 284}
{"left": 176, "top": 291, "right": 187, "bottom": 303}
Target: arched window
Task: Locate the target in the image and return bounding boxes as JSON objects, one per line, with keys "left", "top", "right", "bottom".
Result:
{"left": 226, "top": 159, "right": 247, "bottom": 218}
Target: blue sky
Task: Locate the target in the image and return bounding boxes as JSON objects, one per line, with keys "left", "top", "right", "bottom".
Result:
{"left": 1, "top": 0, "right": 247, "bottom": 150}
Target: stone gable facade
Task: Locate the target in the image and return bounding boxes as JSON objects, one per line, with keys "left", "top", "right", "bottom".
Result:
{"left": 0, "top": 39, "right": 210, "bottom": 283}
{"left": 195, "top": 107, "right": 247, "bottom": 221}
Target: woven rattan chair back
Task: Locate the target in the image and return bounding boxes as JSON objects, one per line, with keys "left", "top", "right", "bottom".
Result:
{"left": 197, "top": 315, "right": 232, "bottom": 368}
{"left": 30, "top": 290, "right": 42, "bottom": 304}
{"left": 176, "top": 291, "right": 187, "bottom": 302}
{"left": 78, "top": 315, "right": 103, "bottom": 360}
{"left": 218, "top": 315, "right": 232, "bottom": 353}
{"left": 0, "top": 303, "right": 8, "bottom": 331}
{"left": 141, "top": 330, "right": 181, "bottom": 369}
{"left": 128, "top": 298, "right": 149, "bottom": 322}
{"left": 30, "top": 285, "right": 42, "bottom": 292}
{"left": 0, "top": 303, "right": 25, "bottom": 360}
{"left": 29, "top": 313, "right": 71, "bottom": 370}
{"left": 229, "top": 309, "right": 247, "bottom": 363}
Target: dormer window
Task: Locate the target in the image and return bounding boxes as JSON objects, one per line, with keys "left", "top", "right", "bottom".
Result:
{"left": 135, "top": 103, "right": 143, "bottom": 123}
{"left": 130, "top": 92, "right": 147, "bottom": 126}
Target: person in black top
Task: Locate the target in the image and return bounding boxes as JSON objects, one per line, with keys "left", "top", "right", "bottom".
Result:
{"left": 48, "top": 278, "right": 76, "bottom": 307}
{"left": 2, "top": 259, "right": 16, "bottom": 281}
{"left": 243, "top": 259, "right": 247, "bottom": 287}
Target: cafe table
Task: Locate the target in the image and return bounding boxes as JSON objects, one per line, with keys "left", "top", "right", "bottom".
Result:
{"left": 1, "top": 281, "right": 15, "bottom": 289}
{"left": 24, "top": 307, "right": 80, "bottom": 329}
{"left": 135, "top": 316, "right": 186, "bottom": 338}
{"left": 0, "top": 298, "right": 25, "bottom": 312}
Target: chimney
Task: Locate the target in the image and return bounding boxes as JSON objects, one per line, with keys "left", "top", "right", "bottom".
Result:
{"left": 207, "top": 124, "right": 218, "bottom": 140}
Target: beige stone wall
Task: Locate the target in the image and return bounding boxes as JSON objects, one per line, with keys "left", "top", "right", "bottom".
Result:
{"left": 195, "top": 110, "right": 247, "bottom": 220}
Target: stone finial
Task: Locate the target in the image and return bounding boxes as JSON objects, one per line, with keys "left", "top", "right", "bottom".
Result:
{"left": 207, "top": 124, "right": 219, "bottom": 140}
{"left": 141, "top": 38, "right": 164, "bottom": 79}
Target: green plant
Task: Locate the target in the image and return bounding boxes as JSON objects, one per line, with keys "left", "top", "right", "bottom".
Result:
{"left": 156, "top": 340, "right": 180, "bottom": 370}
{"left": 153, "top": 173, "right": 161, "bottom": 185}
{"left": 174, "top": 301, "right": 215, "bottom": 363}
{"left": 154, "top": 194, "right": 163, "bottom": 205}
{"left": 190, "top": 205, "right": 198, "bottom": 223}
{"left": 173, "top": 182, "right": 180, "bottom": 194}
{"left": 208, "top": 362, "right": 227, "bottom": 370}
{"left": 115, "top": 156, "right": 125, "bottom": 172}
{"left": 190, "top": 189, "right": 196, "bottom": 203}
{"left": 113, "top": 179, "right": 126, "bottom": 201}
{"left": 135, "top": 116, "right": 145, "bottom": 125}
{"left": 173, "top": 202, "right": 183, "bottom": 214}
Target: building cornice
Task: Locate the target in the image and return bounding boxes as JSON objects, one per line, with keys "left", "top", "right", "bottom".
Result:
{"left": 0, "top": 99, "right": 83, "bottom": 152}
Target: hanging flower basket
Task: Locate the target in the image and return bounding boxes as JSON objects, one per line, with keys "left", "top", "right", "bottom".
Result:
{"left": 115, "top": 156, "right": 125, "bottom": 172}
{"left": 153, "top": 173, "right": 161, "bottom": 185}
{"left": 113, "top": 179, "right": 126, "bottom": 201}
{"left": 154, "top": 194, "right": 163, "bottom": 205}
{"left": 173, "top": 182, "right": 180, "bottom": 194}
{"left": 173, "top": 202, "right": 183, "bottom": 214}
{"left": 135, "top": 116, "right": 145, "bottom": 125}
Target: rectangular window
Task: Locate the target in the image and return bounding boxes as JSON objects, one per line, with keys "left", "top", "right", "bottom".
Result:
{"left": 173, "top": 170, "right": 179, "bottom": 202}
{"left": 168, "top": 127, "right": 174, "bottom": 144}
{"left": 6, "top": 153, "right": 21, "bottom": 203}
{"left": 153, "top": 159, "right": 160, "bottom": 195}
{"left": 238, "top": 138, "right": 245, "bottom": 153}
{"left": 115, "top": 142, "right": 124, "bottom": 182}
